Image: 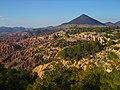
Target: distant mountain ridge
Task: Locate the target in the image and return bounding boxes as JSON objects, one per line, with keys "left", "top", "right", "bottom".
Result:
{"left": 0, "top": 14, "right": 120, "bottom": 34}
{"left": 115, "top": 21, "right": 120, "bottom": 27}
{"left": 105, "top": 22, "right": 115, "bottom": 27}
{"left": 105, "top": 21, "right": 120, "bottom": 27}
{"left": 62, "top": 14, "right": 105, "bottom": 26}
{"left": 0, "top": 26, "right": 28, "bottom": 33}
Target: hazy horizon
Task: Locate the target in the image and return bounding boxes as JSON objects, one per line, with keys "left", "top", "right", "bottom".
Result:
{"left": 0, "top": 0, "right": 120, "bottom": 28}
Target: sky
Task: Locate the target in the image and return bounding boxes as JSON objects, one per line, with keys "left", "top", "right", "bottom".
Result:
{"left": 0, "top": 0, "right": 120, "bottom": 28}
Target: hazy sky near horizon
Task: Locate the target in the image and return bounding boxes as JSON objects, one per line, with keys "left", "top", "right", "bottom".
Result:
{"left": 0, "top": 0, "right": 120, "bottom": 27}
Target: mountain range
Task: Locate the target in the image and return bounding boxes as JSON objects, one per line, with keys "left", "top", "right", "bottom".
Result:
{"left": 0, "top": 14, "right": 120, "bottom": 34}
{"left": 0, "top": 27, "right": 29, "bottom": 33}
{"left": 105, "top": 21, "right": 120, "bottom": 27}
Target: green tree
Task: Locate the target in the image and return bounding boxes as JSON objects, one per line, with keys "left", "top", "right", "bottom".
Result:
{"left": 0, "top": 63, "right": 36, "bottom": 90}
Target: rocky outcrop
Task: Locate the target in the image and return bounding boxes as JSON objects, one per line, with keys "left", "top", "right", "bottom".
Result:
{"left": 66, "top": 32, "right": 107, "bottom": 43}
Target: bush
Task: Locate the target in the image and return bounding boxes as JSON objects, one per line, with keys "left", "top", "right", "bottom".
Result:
{"left": 113, "top": 46, "right": 119, "bottom": 50}
{"left": 106, "top": 40, "right": 116, "bottom": 46}
{"left": 110, "top": 32, "right": 120, "bottom": 40}
{"left": 40, "top": 59, "right": 53, "bottom": 65}
{"left": 58, "top": 41, "right": 102, "bottom": 61}
{"left": 66, "top": 27, "right": 113, "bottom": 35}
{"left": 107, "top": 52, "right": 119, "bottom": 60}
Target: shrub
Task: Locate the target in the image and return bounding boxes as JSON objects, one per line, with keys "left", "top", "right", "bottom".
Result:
{"left": 106, "top": 40, "right": 116, "bottom": 46}
{"left": 113, "top": 46, "right": 119, "bottom": 50}
{"left": 107, "top": 52, "right": 119, "bottom": 60}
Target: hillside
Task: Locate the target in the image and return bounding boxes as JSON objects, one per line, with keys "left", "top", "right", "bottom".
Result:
{"left": 0, "top": 26, "right": 120, "bottom": 89}
{"left": 0, "top": 27, "right": 119, "bottom": 70}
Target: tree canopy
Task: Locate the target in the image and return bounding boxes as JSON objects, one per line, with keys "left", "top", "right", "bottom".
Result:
{"left": 58, "top": 41, "right": 102, "bottom": 60}
{"left": 27, "top": 62, "right": 120, "bottom": 90}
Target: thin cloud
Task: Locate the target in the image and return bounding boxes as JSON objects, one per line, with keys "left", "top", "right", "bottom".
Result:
{"left": 0, "top": 16, "right": 6, "bottom": 20}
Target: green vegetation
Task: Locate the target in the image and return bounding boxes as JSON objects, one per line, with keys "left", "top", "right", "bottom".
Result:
{"left": 107, "top": 52, "right": 119, "bottom": 60}
{"left": 117, "top": 40, "right": 120, "bottom": 44}
{"left": 1, "top": 61, "right": 120, "bottom": 90}
{"left": 40, "top": 58, "right": 56, "bottom": 65}
{"left": 27, "top": 63, "right": 120, "bottom": 90}
{"left": 0, "top": 63, "right": 37, "bottom": 90}
{"left": 113, "top": 46, "right": 119, "bottom": 50}
{"left": 66, "top": 27, "right": 113, "bottom": 35}
{"left": 50, "top": 39, "right": 81, "bottom": 48}
{"left": 110, "top": 32, "right": 120, "bottom": 40}
{"left": 58, "top": 41, "right": 102, "bottom": 60}
{"left": 106, "top": 40, "right": 116, "bottom": 46}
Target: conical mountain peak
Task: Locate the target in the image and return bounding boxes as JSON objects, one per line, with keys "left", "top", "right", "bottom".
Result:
{"left": 63, "top": 14, "right": 105, "bottom": 26}
{"left": 80, "top": 14, "right": 89, "bottom": 17}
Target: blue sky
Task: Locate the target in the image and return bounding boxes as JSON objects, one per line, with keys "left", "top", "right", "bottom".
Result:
{"left": 0, "top": 0, "right": 120, "bottom": 27}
